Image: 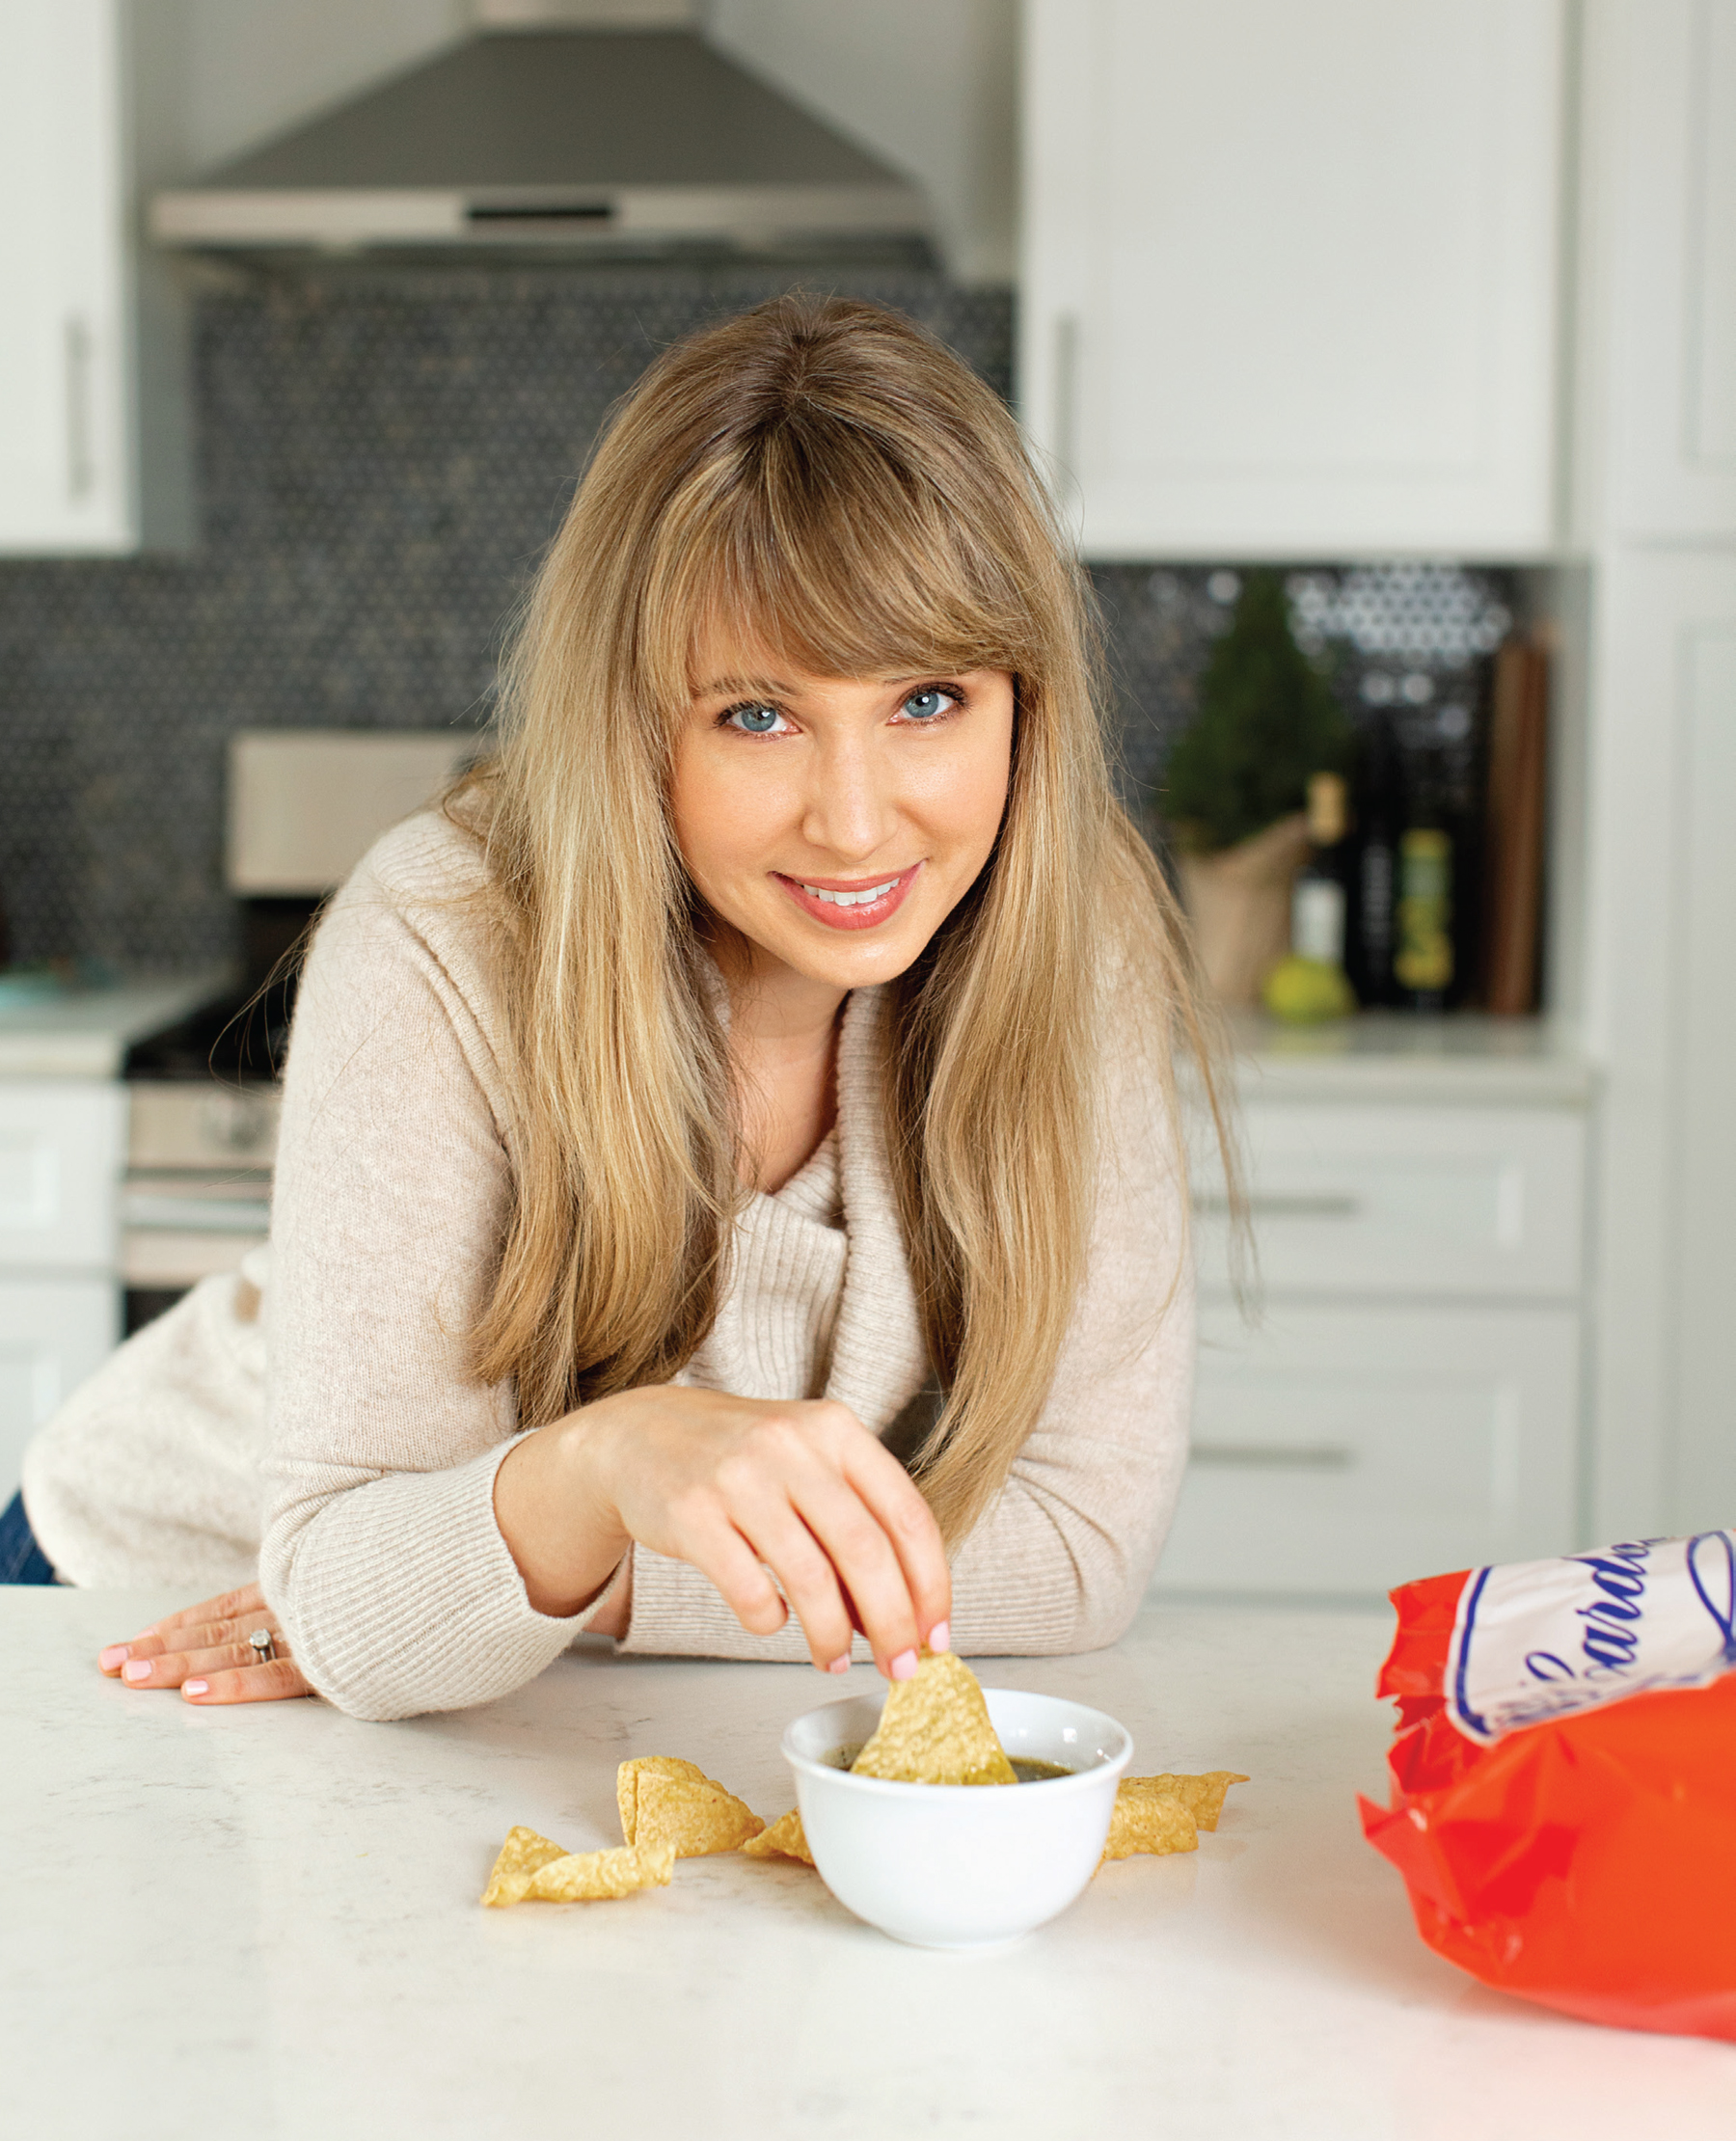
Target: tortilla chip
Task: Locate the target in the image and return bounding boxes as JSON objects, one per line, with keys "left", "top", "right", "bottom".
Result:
{"left": 1101, "top": 1782, "right": 1197, "bottom": 1861}
{"left": 481, "top": 1826, "right": 573, "bottom": 1908}
{"left": 850, "top": 1650, "right": 1017, "bottom": 1788}
{"left": 524, "top": 1839, "right": 677, "bottom": 1902}
{"left": 616, "top": 1756, "right": 708, "bottom": 1844}
{"left": 1139, "top": 1770, "right": 1249, "bottom": 1832}
{"left": 617, "top": 1756, "right": 765, "bottom": 1856}
{"left": 741, "top": 1808, "right": 814, "bottom": 1866}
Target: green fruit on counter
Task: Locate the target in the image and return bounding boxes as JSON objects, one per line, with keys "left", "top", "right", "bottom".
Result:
{"left": 1262, "top": 955, "right": 1356, "bottom": 1024}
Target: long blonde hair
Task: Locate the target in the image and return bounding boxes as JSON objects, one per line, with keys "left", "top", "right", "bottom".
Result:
{"left": 455, "top": 294, "right": 1229, "bottom": 1544}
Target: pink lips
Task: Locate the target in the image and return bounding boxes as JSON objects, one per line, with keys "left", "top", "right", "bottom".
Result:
{"left": 774, "top": 863, "right": 922, "bottom": 932}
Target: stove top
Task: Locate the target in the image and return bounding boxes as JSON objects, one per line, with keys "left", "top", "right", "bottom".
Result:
{"left": 123, "top": 896, "right": 316, "bottom": 1084}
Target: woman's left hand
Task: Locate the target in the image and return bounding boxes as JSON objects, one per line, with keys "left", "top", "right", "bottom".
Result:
{"left": 97, "top": 1583, "right": 312, "bottom": 1703}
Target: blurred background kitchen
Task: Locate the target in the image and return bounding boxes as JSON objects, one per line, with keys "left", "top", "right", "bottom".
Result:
{"left": 1, "top": 0, "right": 1729, "bottom": 1598}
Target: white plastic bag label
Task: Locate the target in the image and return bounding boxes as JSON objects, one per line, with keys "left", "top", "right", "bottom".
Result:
{"left": 1447, "top": 1531, "right": 1736, "bottom": 1745}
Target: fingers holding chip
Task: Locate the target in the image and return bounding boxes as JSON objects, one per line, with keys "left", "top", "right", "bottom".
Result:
{"left": 850, "top": 1650, "right": 1017, "bottom": 1787}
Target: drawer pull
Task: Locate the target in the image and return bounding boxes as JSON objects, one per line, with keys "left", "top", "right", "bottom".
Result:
{"left": 122, "top": 1193, "right": 271, "bottom": 1233}
{"left": 1195, "top": 1192, "right": 1362, "bottom": 1220}
{"left": 1191, "top": 1442, "right": 1355, "bottom": 1472}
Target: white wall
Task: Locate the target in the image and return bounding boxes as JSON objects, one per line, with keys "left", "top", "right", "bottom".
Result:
{"left": 175, "top": 0, "right": 468, "bottom": 174}
{"left": 708, "top": 0, "right": 1017, "bottom": 281}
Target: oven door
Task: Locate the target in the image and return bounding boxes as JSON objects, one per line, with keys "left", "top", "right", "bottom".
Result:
{"left": 122, "top": 1083, "right": 278, "bottom": 1327}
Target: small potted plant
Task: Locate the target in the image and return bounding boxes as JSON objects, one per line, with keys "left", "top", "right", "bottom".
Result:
{"left": 1163, "top": 571, "right": 1351, "bottom": 1004}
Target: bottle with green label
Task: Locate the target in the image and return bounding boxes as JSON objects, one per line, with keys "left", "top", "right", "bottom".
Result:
{"left": 1394, "top": 762, "right": 1454, "bottom": 1012}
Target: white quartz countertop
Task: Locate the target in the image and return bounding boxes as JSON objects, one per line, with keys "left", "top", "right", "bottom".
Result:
{"left": 1226, "top": 1009, "right": 1595, "bottom": 1107}
{"left": 0, "top": 970, "right": 230, "bottom": 1078}
{"left": 9, "top": 1589, "right": 1730, "bottom": 2138}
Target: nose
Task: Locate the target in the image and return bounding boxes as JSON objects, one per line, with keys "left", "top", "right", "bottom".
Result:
{"left": 800, "top": 732, "right": 900, "bottom": 863}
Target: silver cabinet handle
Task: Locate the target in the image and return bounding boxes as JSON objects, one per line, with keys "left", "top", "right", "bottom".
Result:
{"left": 1191, "top": 1443, "right": 1355, "bottom": 1472}
{"left": 1194, "top": 1191, "right": 1362, "bottom": 1220}
{"left": 64, "top": 315, "right": 95, "bottom": 501}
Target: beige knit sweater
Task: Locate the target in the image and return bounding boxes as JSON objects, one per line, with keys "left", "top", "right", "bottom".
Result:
{"left": 24, "top": 814, "right": 1193, "bottom": 1721}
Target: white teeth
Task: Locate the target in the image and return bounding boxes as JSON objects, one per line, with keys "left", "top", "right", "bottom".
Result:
{"left": 801, "top": 877, "right": 900, "bottom": 908}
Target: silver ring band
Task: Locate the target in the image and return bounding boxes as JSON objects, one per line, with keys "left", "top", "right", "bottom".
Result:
{"left": 248, "top": 1628, "right": 276, "bottom": 1665}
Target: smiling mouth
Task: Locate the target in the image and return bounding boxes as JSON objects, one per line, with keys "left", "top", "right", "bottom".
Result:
{"left": 773, "top": 864, "right": 922, "bottom": 931}
{"left": 801, "top": 876, "right": 901, "bottom": 908}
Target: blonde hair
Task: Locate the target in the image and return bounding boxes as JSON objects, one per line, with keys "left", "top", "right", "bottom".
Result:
{"left": 454, "top": 294, "right": 1230, "bottom": 1545}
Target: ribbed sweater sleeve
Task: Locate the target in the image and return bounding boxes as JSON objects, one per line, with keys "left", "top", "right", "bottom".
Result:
{"left": 258, "top": 819, "right": 587, "bottom": 1720}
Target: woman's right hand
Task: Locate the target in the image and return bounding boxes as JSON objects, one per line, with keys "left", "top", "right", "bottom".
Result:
{"left": 493, "top": 1386, "right": 951, "bottom": 1679}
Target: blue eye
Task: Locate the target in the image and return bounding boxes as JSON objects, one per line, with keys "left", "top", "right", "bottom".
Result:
{"left": 901, "top": 687, "right": 955, "bottom": 721}
{"left": 728, "top": 703, "right": 783, "bottom": 734}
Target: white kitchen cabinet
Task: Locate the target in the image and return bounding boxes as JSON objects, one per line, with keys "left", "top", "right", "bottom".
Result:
{"left": 1579, "top": 550, "right": 1736, "bottom": 1536}
{"left": 1581, "top": 0, "right": 1736, "bottom": 544}
{"left": 1565, "top": 4, "right": 1736, "bottom": 1542}
{"left": 1159, "top": 1300, "right": 1580, "bottom": 1595}
{"left": 1160, "top": 1037, "right": 1592, "bottom": 1598}
{"left": 1194, "top": 1101, "right": 1587, "bottom": 1301}
{"left": 0, "top": 1280, "right": 118, "bottom": 1504}
{"left": 0, "top": 1084, "right": 127, "bottom": 1271}
{"left": 0, "top": 0, "right": 189, "bottom": 555}
{"left": 1020, "top": 0, "right": 1565, "bottom": 557}
{"left": 0, "top": 1081, "right": 126, "bottom": 1505}
{"left": 0, "top": 982, "right": 222, "bottom": 1513}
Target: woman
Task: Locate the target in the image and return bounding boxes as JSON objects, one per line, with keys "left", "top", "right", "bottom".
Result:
{"left": 21, "top": 295, "right": 1221, "bottom": 1721}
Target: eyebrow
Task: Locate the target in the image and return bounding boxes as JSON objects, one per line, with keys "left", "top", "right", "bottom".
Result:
{"left": 694, "top": 669, "right": 967, "bottom": 699}
{"left": 693, "top": 673, "right": 794, "bottom": 700}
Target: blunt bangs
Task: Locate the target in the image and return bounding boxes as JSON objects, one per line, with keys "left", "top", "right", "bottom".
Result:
{"left": 641, "top": 392, "right": 1048, "bottom": 716}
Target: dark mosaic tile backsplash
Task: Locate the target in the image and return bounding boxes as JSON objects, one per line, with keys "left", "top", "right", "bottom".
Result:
{"left": 0, "top": 260, "right": 1516, "bottom": 970}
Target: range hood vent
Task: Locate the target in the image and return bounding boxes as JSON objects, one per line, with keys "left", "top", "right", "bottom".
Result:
{"left": 150, "top": 29, "right": 930, "bottom": 254}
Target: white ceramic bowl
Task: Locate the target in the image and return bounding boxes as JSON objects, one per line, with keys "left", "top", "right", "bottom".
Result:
{"left": 782, "top": 1686, "right": 1131, "bottom": 1950}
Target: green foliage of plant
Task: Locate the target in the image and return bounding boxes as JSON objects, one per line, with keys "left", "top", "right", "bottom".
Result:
{"left": 1163, "top": 570, "right": 1352, "bottom": 853}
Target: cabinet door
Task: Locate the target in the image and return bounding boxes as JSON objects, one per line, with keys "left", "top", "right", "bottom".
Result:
{"left": 1152, "top": 1302, "right": 1581, "bottom": 1596}
{"left": 0, "top": 1083, "right": 126, "bottom": 1272}
{"left": 0, "top": 0, "right": 133, "bottom": 554}
{"left": 1582, "top": 551, "right": 1736, "bottom": 1537}
{"left": 1588, "top": 0, "right": 1736, "bottom": 542}
{"left": 1022, "top": 0, "right": 1564, "bottom": 556}
{"left": 0, "top": 1278, "right": 118, "bottom": 1505}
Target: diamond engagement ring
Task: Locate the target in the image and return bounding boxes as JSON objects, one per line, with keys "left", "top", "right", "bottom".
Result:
{"left": 248, "top": 1628, "right": 276, "bottom": 1665}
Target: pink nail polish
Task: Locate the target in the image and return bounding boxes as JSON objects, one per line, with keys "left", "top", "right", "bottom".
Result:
{"left": 99, "top": 1645, "right": 129, "bottom": 1671}
{"left": 827, "top": 1654, "right": 851, "bottom": 1674}
{"left": 183, "top": 1679, "right": 208, "bottom": 1697}
{"left": 927, "top": 1621, "right": 951, "bottom": 1655}
{"left": 122, "top": 1659, "right": 152, "bottom": 1683}
{"left": 889, "top": 1648, "right": 919, "bottom": 1681}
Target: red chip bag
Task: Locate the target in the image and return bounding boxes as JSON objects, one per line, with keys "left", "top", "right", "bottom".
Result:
{"left": 1360, "top": 1531, "right": 1736, "bottom": 2040}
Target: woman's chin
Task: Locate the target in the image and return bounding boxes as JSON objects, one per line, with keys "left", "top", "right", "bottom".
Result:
{"left": 755, "top": 912, "right": 933, "bottom": 992}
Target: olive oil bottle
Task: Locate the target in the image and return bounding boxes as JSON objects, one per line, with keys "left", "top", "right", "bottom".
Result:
{"left": 1394, "top": 759, "right": 1455, "bottom": 1012}
{"left": 1350, "top": 712, "right": 1401, "bottom": 1005}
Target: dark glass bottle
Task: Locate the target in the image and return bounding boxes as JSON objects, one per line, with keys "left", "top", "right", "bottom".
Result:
{"left": 1349, "top": 713, "right": 1401, "bottom": 1005}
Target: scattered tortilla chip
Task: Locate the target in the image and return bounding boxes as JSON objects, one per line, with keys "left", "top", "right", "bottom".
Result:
{"left": 523, "top": 1839, "right": 676, "bottom": 1901}
{"left": 481, "top": 1825, "right": 573, "bottom": 1908}
{"left": 618, "top": 1756, "right": 765, "bottom": 1856}
{"left": 741, "top": 1808, "right": 814, "bottom": 1866}
{"left": 850, "top": 1650, "right": 1017, "bottom": 1788}
{"left": 1100, "top": 1782, "right": 1197, "bottom": 1862}
{"left": 1139, "top": 1770, "right": 1249, "bottom": 1833}
{"left": 616, "top": 1756, "right": 708, "bottom": 1844}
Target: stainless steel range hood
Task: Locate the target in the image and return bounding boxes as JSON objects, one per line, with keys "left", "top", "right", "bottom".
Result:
{"left": 150, "top": 18, "right": 929, "bottom": 254}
